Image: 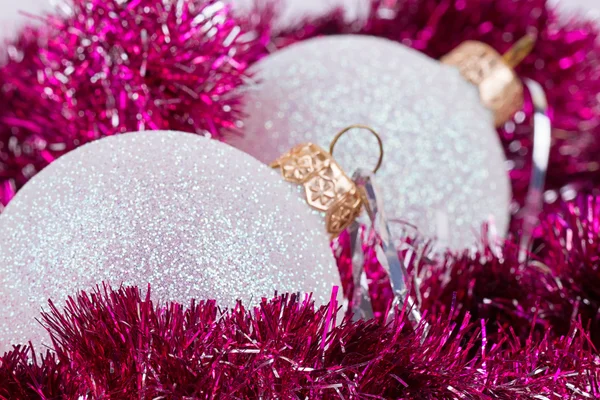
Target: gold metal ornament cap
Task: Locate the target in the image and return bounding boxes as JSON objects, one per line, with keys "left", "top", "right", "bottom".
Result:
{"left": 271, "top": 143, "right": 363, "bottom": 238}
{"left": 441, "top": 34, "right": 536, "bottom": 127}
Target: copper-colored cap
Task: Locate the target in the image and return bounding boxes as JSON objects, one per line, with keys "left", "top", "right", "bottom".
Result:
{"left": 271, "top": 143, "right": 363, "bottom": 237}
{"left": 441, "top": 34, "right": 536, "bottom": 127}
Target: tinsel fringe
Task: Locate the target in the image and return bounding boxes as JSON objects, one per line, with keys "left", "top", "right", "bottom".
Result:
{"left": 336, "top": 195, "right": 600, "bottom": 350}
{"left": 0, "top": 0, "right": 270, "bottom": 208}
{"left": 1, "top": 285, "right": 598, "bottom": 399}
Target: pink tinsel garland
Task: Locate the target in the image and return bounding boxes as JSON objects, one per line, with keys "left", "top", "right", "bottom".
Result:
{"left": 332, "top": 195, "right": 600, "bottom": 351}
{"left": 1, "top": 285, "right": 598, "bottom": 399}
{"left": 0, "top": 0, "right": 269, "bottom": 209}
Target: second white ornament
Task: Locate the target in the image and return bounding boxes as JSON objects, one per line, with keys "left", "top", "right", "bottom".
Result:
{"left": 230, "top": 35, "right": 512, "bottom": 250}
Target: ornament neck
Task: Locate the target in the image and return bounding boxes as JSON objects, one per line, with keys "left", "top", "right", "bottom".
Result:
{"left": 441, "top": 34, "right": 537, "bottom": 126}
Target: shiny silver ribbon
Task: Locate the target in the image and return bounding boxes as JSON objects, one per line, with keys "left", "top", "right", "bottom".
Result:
{"left": 348, "top": 169, "right": 423, "bottom": 327}
{"left": 518, "top": 79, "right": 551, "bottom": 261}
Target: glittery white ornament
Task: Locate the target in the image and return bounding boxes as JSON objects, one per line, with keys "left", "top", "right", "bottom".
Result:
{"left": 230, "top": 35, "right": 511, "bottom": 250}
{"left": 0, "top": 130, "right": 338, "bottom": 352}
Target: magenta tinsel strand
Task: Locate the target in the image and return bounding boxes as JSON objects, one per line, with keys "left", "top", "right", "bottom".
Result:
{"left": 331, "top": 196, "right": 600, "bottom": 346}
{"left": 273, "top": 0, "right": 600, "bottom": 215}
{"left": 376, "top": 195, "right": 600, "bottom": 350}
{"left": 533, "top": 195, "right": 600, "bottom": 343}
{"left": 0, "top": 0, "right": 269, "bottom": 209}
{"left": 1, "top": 285, "right": 599, "bottom": 398}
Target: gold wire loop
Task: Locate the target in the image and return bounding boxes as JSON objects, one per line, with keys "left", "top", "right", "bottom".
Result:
{"left": 329, "top": 125, "right": 384, "bottom": 174}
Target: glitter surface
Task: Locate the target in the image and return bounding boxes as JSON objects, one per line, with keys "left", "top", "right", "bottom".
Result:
{"left": 231, "top": 35, "right": 512, "bottom": 250}
{"left": 0, "top": 130, "right": 338, "bottom": 352}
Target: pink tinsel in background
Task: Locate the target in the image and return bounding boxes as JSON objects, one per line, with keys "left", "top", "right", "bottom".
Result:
{"left": 332, "top": 196, "right": 600, "bottom": 348}
{"left": 0, "top": 0, "right": 269, "bottom": 209}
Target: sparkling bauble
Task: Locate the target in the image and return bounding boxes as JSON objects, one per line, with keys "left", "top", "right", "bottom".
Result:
{"left": 0, "top": 130, "right": 338, "bottom": 351}
{"left": 230, "top": 35, "right": 511, "bottom": 250}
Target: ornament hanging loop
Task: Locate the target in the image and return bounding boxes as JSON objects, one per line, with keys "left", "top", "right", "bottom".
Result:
{"left": 330, "top": 125, "right": 384, "bottom": 174}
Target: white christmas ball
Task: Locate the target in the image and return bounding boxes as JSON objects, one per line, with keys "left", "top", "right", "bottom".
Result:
{"left": 0, "top": 130, "right": 339, "bottom": 351}
{"left": 0, "top": 0, "right": 57, "bottom": 42}
{"left": 230, "top": 35, "right": 511, "bottom": 250}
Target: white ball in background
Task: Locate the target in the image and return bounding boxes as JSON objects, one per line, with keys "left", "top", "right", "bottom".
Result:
{"left": 230, "top": 35, "right": 512, "bottom": 250}
{"left": 0, "top": 130, "right": 339, "bottom": 352}
{"left": 0, "top": 0, "right": 58, "bottom": 42}
{"left": 549, "top": 0, "right": 600, "bottom": 18}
